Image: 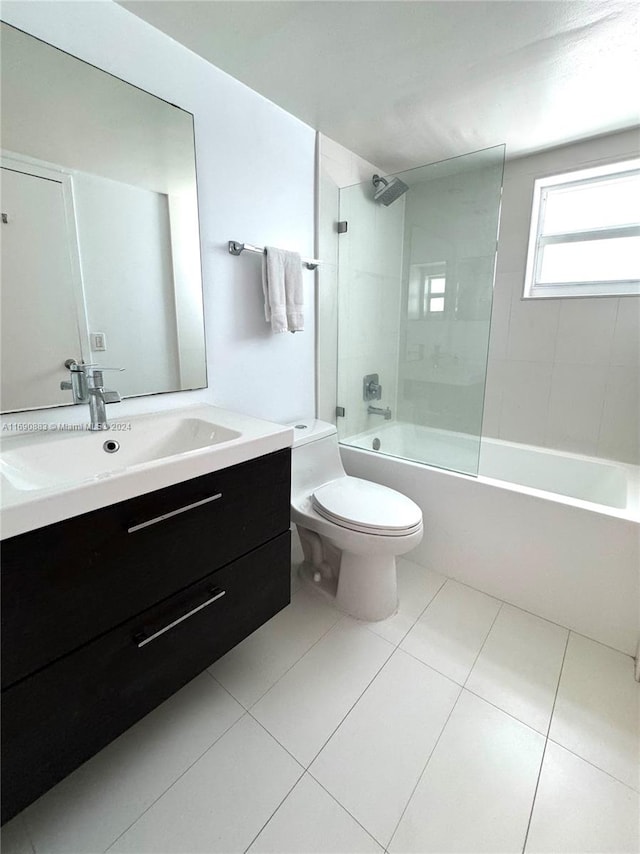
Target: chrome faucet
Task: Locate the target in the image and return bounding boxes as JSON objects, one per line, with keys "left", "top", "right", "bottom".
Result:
{"left": 87, "top": 369, "right": 121, "bottom": 430}
{"left": 61, "top": 360, "right": 122, "bottom": 430}
{"left": 367, "top": 405, "right": 392, "bottom": 420}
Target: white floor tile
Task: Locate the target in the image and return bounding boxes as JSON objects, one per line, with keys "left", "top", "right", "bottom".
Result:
{"left": 466, "top": 604, "right": 568, "bottom": 733}
{"left": 400, "top": 580, "right": 501, "bottom": 684}
{"left": 248, "top": 774, "right": 382, "bottom": 853}
{"left": 109, "top": 715, "right": 302, "bottom": 854}
{"left": 525, "top": 741, "right": 640, "bottom": 853}
{"left": 0, "top": 816, "right": 33, "bottom": 854}
{"left": 311, "top": 649, "right": 460, "bottom": 847}
{"left": 364, "top": 558, "right": 446, "bottom": 647}
{"left": 549, "top": 633, "right": 640, "bottom": 790}
{"left": 390, "top": 690, "right": 545, "bottom": 854}
{"left": 209, "top": 587, "right": 341, "bottom": 708}
{"left": 251, "top": 618, "right": 394, "bottom": 765}
{"left": 23, "top": 673, "right": 243, "bottom": 854}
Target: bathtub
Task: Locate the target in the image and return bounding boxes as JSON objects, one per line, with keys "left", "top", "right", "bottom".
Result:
{"left": 340, "top": 422, "right": 639, "bottom": 655}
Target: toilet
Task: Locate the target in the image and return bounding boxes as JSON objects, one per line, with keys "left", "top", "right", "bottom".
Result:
{"left": 290, "top": 420, "right": 423, "bottom": 621}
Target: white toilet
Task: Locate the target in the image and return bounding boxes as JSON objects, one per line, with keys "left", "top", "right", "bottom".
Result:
{"left": 290, "top": 420, "right": 423, "bottom": 621}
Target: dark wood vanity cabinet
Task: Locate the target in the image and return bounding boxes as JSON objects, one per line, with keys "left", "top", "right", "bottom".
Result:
{"left": 1, "top": 448, "right": 292, "bottom": 824}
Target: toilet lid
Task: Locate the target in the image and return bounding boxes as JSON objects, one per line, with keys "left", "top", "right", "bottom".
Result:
{"left": 312, "top": 477, "right": 422, "bottom": 534}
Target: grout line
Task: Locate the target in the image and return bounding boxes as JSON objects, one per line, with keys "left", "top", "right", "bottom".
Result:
{"left": 205, "top": 669, "right": 250, "bottom": 711}
{"left": 241, "top": 768, "right": 306, "bottom": 854}
{"left": 461, "top": 686, "right": 549, "bottom": 739}
{"left": 398, "top": 645, "right": 465, "bottom": 688}
{"left": 246, "top": 711, "right": 308, "bottom": 771}
{"left": 444, "top": 576, "right": 631, "bottom": 660}
{"left": 360, "top": 573, "right": 447, "bottom": 649}
{"left": 307, "top": 772, "right": 390, "bottom": 851}
{"left": 463, "top": 601, "right": 504, "bottom": 688}
{"left": 209, "top": 587, "right": 343, "bottom": 713}
{"left": 244, "top": 611, "right": 360, "bottom": 713}
{"left": 104, "top": 711, "right": 252, "bottom": 852}
{"left": 303, "top": 637, "right": 397, "bottom": 770}
{"left": 545, "top": 736, "right": 640, "bottom": 794}
{"left": 385, "top": 683, "right": 464, "bottom": 851}
{"left": 521, "top": 629, "right": 570, "bottom": 853}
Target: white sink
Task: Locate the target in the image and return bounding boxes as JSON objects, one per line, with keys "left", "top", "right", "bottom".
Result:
{"left": 0, "top": 405, "right": 293, "bottom": 539}
{"left": 1, "top": 417, "right": 241, "bottom": 491}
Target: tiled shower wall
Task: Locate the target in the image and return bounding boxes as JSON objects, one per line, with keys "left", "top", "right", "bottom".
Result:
{"left": 398, "top": 158, "right": 502, "bottom": 438}
{"left": 484, "top": 129, "right": 640, "bottom": 464}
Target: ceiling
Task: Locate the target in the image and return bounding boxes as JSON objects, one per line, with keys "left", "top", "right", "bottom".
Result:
{"left": 119, "top": 0, "right": 640, "bottom": 172}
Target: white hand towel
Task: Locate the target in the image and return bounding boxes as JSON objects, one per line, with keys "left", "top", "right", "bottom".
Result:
{"left": 262, "top": 247, "right": 304, "bottom": 333}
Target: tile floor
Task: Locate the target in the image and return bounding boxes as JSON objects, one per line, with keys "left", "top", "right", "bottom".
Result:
{"left": 2, "top": 541, "right": 639, "bottom": 854}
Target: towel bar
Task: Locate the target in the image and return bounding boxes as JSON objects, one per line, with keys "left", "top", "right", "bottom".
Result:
{"left": 228, "top": 241, "right": 320, "bottom": 271}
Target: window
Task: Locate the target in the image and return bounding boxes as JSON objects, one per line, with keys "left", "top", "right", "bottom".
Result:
{"left": 523, "top": 158, "right": 640, "bottom": 298}
{"left": 407, "top": 263, "right": 447, "bottom": 318}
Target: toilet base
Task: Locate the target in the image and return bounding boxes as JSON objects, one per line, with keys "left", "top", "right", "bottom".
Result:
{"left": 297, "top": 553, "right": 398, "bottom": 623}
{"left": 336, "top": 551, "right": 398, "bottom": 621}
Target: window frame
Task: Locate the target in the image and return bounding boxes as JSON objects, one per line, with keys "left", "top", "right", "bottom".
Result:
{"left": 523, "top": 157, "right": 640, "bottom": 299}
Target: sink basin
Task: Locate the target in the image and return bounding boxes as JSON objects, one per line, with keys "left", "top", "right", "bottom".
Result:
{"left": 0, "top": 405, "right": 293, "bottom": 539}
{"left": 1, "top": 417, "right": 241, "bottom": 492}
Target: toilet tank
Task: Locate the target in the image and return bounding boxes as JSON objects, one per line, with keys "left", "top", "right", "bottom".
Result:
{"left": 289, "top": 420, "right": 346, "bottom": 498}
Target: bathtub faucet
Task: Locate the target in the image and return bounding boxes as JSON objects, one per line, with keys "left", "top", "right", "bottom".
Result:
{"left": 368, "top": 405, "right": 392, "bottom": 421}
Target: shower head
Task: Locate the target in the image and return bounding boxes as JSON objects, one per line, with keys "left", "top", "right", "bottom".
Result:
{"left": 372, "top": 173, "right": 409, "bottom": 206}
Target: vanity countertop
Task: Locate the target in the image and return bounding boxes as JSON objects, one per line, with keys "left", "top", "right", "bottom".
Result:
{"left": 0, "top": 404, "right": 293, "bottom": 540}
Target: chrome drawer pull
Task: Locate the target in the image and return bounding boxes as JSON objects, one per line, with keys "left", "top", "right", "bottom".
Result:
{"left": 127, "top": 493, "right": 222, "bottom": 533}
{"left": 136, "top": 588, "right": 226, "bottom": 648}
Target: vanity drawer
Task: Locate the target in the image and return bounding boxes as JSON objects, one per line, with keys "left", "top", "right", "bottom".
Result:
{"left": 1, "top": 530, "right": 290, "bottom": 823}
{"left": 1, "top": 448, "right": 291, "bottom": 689}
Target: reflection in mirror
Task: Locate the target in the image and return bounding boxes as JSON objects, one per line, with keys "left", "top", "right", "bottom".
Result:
{"left": 0, "top": 23, "right": 207, "bottom": 413}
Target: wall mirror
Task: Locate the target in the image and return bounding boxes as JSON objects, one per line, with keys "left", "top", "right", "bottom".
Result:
{"left": 0, "top": 22, "right": 207, "bottom": 413}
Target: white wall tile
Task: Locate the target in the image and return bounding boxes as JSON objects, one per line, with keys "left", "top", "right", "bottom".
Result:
{"left": 311, "top": 650, "right": 460, "bottom": 847}
{"left": 486, "top": 274, "right": 513, "bottom": 361}
{"left": 526, "top": 741, "right": 640, "bottom": 854}
{"left": 389, "top": 691, "right": 545, "bottom": 854}
{"left": 499, "top": 360, "right": 553, "bottom": 446}
{"left": 554, "top": 298, "right": 618, "bottom": 366}
{"left": 546, "top": 363, "right": 608, "bottom": 455}
{"left": 610, "top": 299, "right": 640, "bottom": 367}
{"left": 481, "top": 357, "right": 505, "bottom": 438}
{"left": 491, "top": 133, "right": 639, "bottom": 457}
{"left": 549, "top": 633, "right": 640, "bottom": 791}
{"left": 597, "top": 365, "right": 640, "bottom": 464}
{"left": 466, "top": 604, "right": 568, "bottom": 733}
{"left": 109, "top": 715, "right": 302, "bottom": 854}
{"left": 507, "top": 294, "right": 559, "bottom": 363}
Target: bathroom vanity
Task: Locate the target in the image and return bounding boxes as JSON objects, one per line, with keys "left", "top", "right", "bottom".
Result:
{"left": 0, "top": 406, "right": 293, "bottom": 823}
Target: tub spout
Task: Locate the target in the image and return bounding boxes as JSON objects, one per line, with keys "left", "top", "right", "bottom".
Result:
{"left": 368, "top": 405, "right": 392, "bottom": 420}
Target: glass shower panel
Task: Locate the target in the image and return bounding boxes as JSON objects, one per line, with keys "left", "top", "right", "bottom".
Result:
{"left": 336, "top": 145, "right": 504, "bottom": 476}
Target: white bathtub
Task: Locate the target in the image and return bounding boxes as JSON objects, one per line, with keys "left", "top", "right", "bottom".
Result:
{"left": 341, "top": 422, "right": 639, "bottom": 655}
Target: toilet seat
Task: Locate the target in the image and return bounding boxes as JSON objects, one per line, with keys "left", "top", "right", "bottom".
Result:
{"left": 312, "top": 477, "right": 422, "bottom": 537}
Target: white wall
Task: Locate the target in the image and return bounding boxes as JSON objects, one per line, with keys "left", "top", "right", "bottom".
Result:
{"left": 484, "top": 129, "right": 640, "bottom": 464}
{"left": 0, "top": 0, "right": 316, "bottom": 427}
